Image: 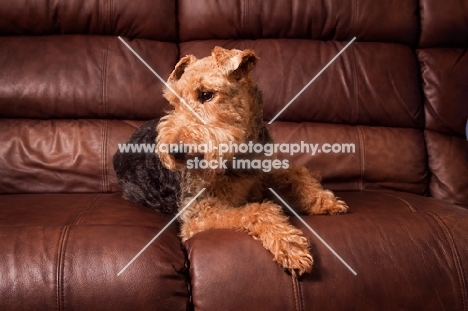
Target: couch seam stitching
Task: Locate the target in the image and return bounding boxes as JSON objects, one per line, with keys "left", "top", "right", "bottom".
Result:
{"left": 73, "top": 194, "right": 102, "bottom": 225}
{"left": 299, "top": 277, "right": 305, "bottom": 311}
{"left": 101, "top": 120, "right": 109, "bottom": 192}
{"left": 292, "top": 276, "right": 298, "bottom": 311}
{"left": 361, "top": 127, "right": 366, "bottom": 191}
{"left": 61, "top": 227, "right": 71, "bottom": 310}
{"left": 109, "top": 0, "right": 114, "bottom": 34}
{"left": 105, "top": 119, "right": 110, "bottom": 192}
{"left": 356, "top": 126, "right": 365, "bottom": 191}
{"left": 101, "top": 37, "right": 109, "bottom": 117}
{"left": 426, "top": 212, "right": 468, "bottom": 310}
{"left": 379, "top": 192, "right": 418, "bottom": 213}
{"left": 351, "top": 42, "right": 359, "bottom": 124}
{"left": 291, "top": 276, "right": 302, "bottom": 311}
{"left": 56, "top": 225, "right": 70, "bottom": 311}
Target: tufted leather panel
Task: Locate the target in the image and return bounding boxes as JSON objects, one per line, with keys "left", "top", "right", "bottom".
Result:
{"left": 178, "top": 0, "right": 419, "bottom": 45}
{"left": 419, "top": 0, "right": 468, "bottom": 48}
{"left": 418, "top": 48, "right": 468, "bottom": 137}
{"left": 0, "top": 193, "right": 188, "bottom": 310}
{"left": 425, "top": 130, "right": 468, "bottom": 206}
{"left": 0, "top": 119, "right": 429, "bottom": 196}
{"left": 1, "top": 0, "right": 467, "bottom": 310}
{"left": 268, "top": 122, "right": 428, "bottom": 195}
{"left": 180, "top": 40, "right": 423, "bottom": 127}
{"left": 417, "top": 14, "right": 468, "bottom": 206}
{"left": 186, "top": 191, "right": 468, "bottom": 311}
{"left": 0, "top": 0, "right": 177, "bottom": 41}
{"left": 0, "top": 36, "right": 177, "bottom": 119}
{"left": 0, "top": 119, "right": 143, "bottom": 194}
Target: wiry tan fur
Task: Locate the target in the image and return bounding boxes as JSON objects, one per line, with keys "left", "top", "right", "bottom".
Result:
{"left": 157, "top": 46, "right": 348, "bottom": 277}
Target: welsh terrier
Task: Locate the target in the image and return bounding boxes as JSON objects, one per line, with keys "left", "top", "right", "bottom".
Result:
{"left": 113, "top": 46, "right": 348, "bottom": 277}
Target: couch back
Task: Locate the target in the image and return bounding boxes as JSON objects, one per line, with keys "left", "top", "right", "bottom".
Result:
{"left": 0, "top": 0, "right": 466, "bottom": 206}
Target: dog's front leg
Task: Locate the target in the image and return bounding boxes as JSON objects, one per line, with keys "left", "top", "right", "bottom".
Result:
{"left": 267, "top": 165, "right": 348, "bottom": 215}
{"left": 179, "top": 199, "right": 313, "bottom": 277}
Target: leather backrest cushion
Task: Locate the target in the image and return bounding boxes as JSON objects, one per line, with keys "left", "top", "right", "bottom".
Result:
{"left": 0, "top": 36, "right": 177, "bottom": 119}
{"left": 419, "top": 0, "right": 468, "bottom": 48}
{"left": 268, "top": 123, "right": 428, "bottom": 195}
{"left": 180, "top": 40, "right": 424, "bottom": 127}
{"left": 418, "top": 49, "right": 468, "bottom": 137}
{"left": 425, "top": 131, "right": 468, "bottom": 205}
{"left": 178, "top": 0, "right": 418, "bottom": 45}
{"left": 0, "top": 0, "right": 177, "bottom": 41}
{"left": 417, "top": 47, "right": 468, "bottom": 205}
{"left": 0, "top": 37, "right": 424, "bottom": 126}
{"left": 3, "top": 1, "right": 467, "bottom": 202}
{"left": 0, "top": 37, "right": 429, "bottom": 194}
{"left": 0, "top": 119, "right": 139, "bottom": 194}
{"left": 0, "top": 119, "right": 429, "bottom": 195}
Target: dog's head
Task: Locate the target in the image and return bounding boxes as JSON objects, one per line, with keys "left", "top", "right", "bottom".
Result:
{"left": 157, "top": 47, "right": 265, "bottom": 172}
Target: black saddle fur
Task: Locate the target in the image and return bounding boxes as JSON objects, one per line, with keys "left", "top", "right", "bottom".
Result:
{"left": 113, "top": 119, "right": 180, "bottom": 214}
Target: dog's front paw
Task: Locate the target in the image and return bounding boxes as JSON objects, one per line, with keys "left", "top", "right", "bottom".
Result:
{"left": 274, "top": 234, "right": 313, "bottom": 277}
{"left": 328, "top": 198, "right": 349, "bottom": 215}
{"left": 308, "top": 190, "right": 349, "bottom": 215}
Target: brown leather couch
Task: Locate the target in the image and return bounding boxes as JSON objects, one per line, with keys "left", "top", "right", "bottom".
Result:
{"left": 1, "top": 0, "right": 467, "bottom": 310}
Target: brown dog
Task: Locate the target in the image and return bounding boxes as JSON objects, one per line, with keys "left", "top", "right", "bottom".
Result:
{"left": 155, "top": 46, "right": 348, "bottom": 276}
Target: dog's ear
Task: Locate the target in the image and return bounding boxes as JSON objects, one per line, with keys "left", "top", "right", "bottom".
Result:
{"left": 212, "top": 46, "right": 258, "bottom": 79}
{"left": 168, "top": 54, "right": 197, "bottom": 82}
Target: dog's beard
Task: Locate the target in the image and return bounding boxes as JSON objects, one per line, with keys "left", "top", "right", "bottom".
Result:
{"left": 156, "top": 122, "right": 246, "bottom": 171}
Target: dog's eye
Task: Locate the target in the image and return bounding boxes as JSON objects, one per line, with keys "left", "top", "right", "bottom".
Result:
{"left": 199, "top": 91, "right": 214, "bottom": 103}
